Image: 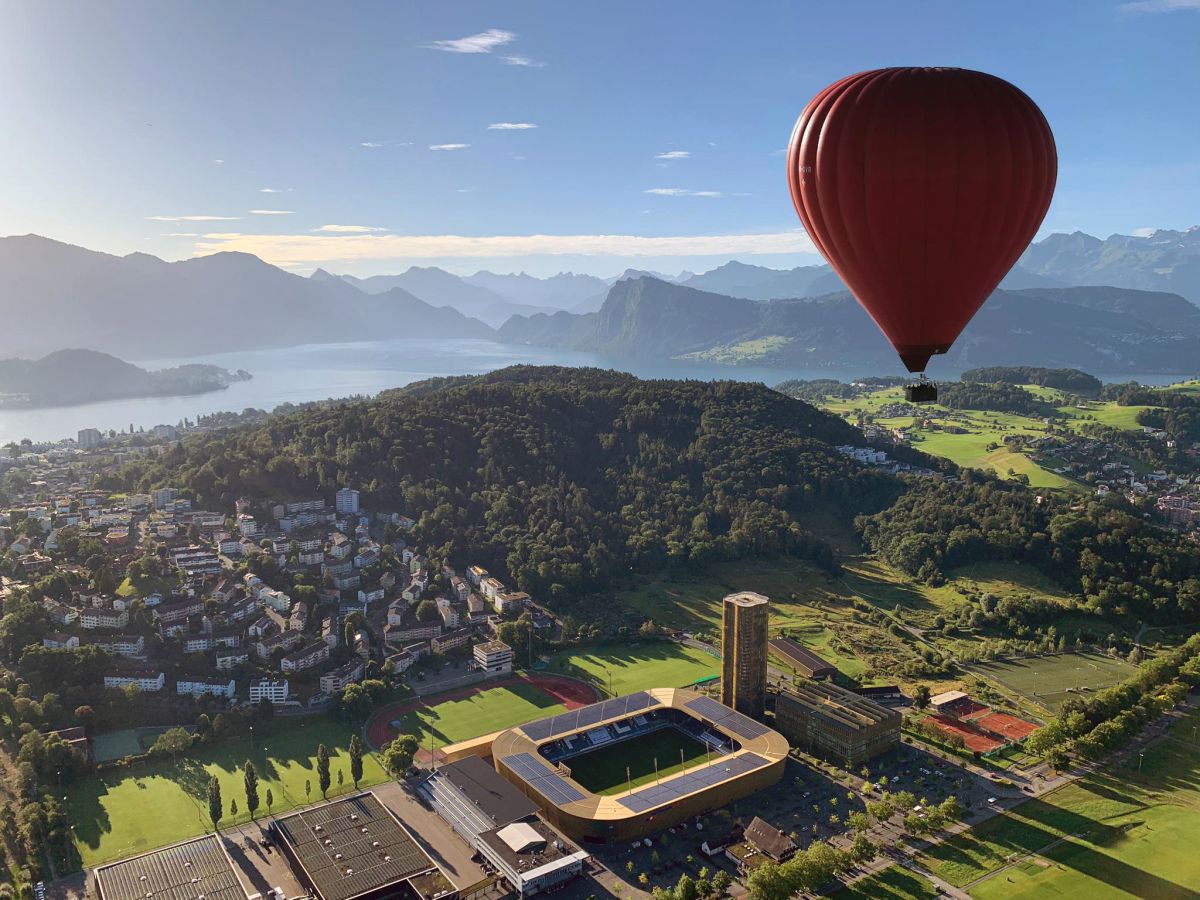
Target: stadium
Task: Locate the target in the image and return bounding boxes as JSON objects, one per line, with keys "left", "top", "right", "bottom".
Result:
{"left": 490, "top": 687, "right": 788, "bottom": 843}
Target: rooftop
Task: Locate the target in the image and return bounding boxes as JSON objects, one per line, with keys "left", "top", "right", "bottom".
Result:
{"left": 438, "top": 755, "right": 539, "bottom": 827}
{"left": 777, "top": 681, "right": 901, "bottom": 733}
{"left": 723, "top": 591, "right": 769, "bottom": 608}
{"left": 94, "top": 834, "right": 246, "bottom": 900}
{"left": 477, "top": 816, "right": 582, "bottom": 874}
{"left": 272, "top": 793, "right": 449, "bottom": 900}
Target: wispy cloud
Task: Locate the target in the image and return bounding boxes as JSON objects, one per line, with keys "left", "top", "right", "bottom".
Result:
{"left": 644, "top": 188, "right": 724, "bottom": 197}
{"left": 191, "top": 230, "right": 816, "bottom": 266}
{"left": 488, "top": 122, "right": 538, "bottom": 130}
{"left": 258, "top": 187, "right": 293, "bottom": 193}
{"left": 360, "top": 141, "right": 384, "bottom": 148}
{"left": 655, "top": 150, "right": 691, "bottom": 160}
{"left": 430, "top": 143, "right": 470, "bottom": 151}
{"left": 1119, "top": 0, "right": 1200, "bottom": 12}
{"left": 501, "top": 55, "right": 546, "bottom": 67}
{"left": 249, "top": 209, "right": 295, "bottom": 215}
{"left": 313, "top": 225, "right": 387, "bottom": 233}
{"left": 427, "top": 28, "right": 515, "bottom": 54}
{"left": 1132, "top": 227, "right": 1161, "bottom": 237}
{"left": 212, "top": 159, "right": 224, "bottom": 165}
{"left": 146, "top": 214, "right": 242, "bottom": 221}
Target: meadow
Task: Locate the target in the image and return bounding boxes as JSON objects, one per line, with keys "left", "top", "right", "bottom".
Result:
{"left": 69, "top": 717, "right": 385, "bottom": 867}
{"left": 833, "top": 866, "right": 939, "bottom": 899}
{"left": 546, "top": 642, "right": 721, "bottom": 696}
{"left": 914, "top": 709, "right": 1200, "bottom": 898}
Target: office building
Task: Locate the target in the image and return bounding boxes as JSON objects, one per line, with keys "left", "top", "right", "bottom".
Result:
{"left": 721, "top": 591, "right": 769, "bottom": 718}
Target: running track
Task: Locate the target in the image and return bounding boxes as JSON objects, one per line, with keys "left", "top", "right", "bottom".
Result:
{"left": 365, "top": 673, "right": 599, "bottom": 750}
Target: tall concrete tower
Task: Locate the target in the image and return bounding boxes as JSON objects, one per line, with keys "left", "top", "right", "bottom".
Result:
{"left": 721, "top": 591, "right": 769, "bottom": 718}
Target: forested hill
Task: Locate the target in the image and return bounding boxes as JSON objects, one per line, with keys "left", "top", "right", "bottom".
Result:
{"left": 105, "top": 367, "right": 910, "bottom": 600}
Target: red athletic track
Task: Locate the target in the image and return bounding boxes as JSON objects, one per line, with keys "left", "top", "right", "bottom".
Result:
{"left": 365, "top": 673, "right": 600, "bottom": 751}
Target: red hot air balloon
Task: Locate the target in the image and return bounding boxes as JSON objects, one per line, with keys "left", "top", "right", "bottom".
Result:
{"left": 787, "top": 68, "right": 1056, "bottom": 400}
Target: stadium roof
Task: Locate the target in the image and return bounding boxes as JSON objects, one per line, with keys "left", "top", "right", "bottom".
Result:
{"left": 768, "top": 636, "right": 837, "bottom": 677}
{"left": 492, "top": 687, "right": 788, "bottom": 827}
{"left": 438, "top": 755, "right": 539, "bottom": 827}
{"left": 272, "top": 793, "right": 450, "bottom": 900}
{"left": 94, "top": 834, "right": 246, "bottom": 900}
{"left": 930, "top": 690, "right": 969, "bottom": 707}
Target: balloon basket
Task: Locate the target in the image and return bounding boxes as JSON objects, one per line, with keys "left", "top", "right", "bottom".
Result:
{"left": 905, "top": 381, "right": 938, "bottom": 403}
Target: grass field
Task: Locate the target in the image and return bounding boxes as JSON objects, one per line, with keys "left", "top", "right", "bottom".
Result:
{"left": 567, "top": 727, "right": 711, "bottom": 795}
{"left": 914, "top": 708, "right": 1200, "bottom": 898}
{"left": 546, "top": 643, "right": 720, "bottom": 696}
{"left": 833, "top": 866, "right": 939, "bottom": 899}
{"left": 388, "top": 681, "right": 568, "bottom": 750}
{"left": 967, "top": 652, "right": 1137, "bottom": 714}
{"left": 68, "top": 717, "right": 385, "bottom": 868}
{"left": 813, "top": 382, "right": 1178, "bottom": 490}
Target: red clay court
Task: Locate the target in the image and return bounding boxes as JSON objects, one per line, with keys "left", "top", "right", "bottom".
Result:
{"left": 365, "top": 673, "right": 599, "bottom": 750}
{"left": 975, "top": 710, "right": 1041, "bottom": 742}
{"left": 928, "top": 714, "right": 1007, "bottom": 753}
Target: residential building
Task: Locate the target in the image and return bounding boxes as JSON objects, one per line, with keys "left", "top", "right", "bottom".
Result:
{"left": 432, "top": 628, "right": 470, "bottom": 655}
{"left": 280, "top": 641, "right": 330, "bottom": 673}
{"left": 77, "top": 428, "right": 102, "bottom": 449}
{"left": 176, "top": 676, "right": 236, "bottom": 700}
{"left": 319, "top": 659, "right": 365, "bottom": 694}
{"left": 215, "top": 649, "right": 249, "bottom": 670}
{"left": 721, "top": 591, "right": 769, "bottom": 718}
{"left": 88, "top": 633, "right": 146, "bottom": 658}
{"left": 79, "top": 606, "right": 129, "bottom": 630}
{"left": 335, "top": 488, "right": 361, "bottom": 515}
{"left": 42, "top": 631, "right": 79, "bottom": 650}
{"left": 436, "top": 597, "right": 460, "bottom": 628}
{"left": 104, "top": 670, "right": 165, "bottom": 692}
{"left": 494, "top": 590, "right": 530, "bottom": 615}
{"left": 249, "top": 678, "right": 289, "bottom": 704}
{"left": 473, "top": 640, "right": 513, "bottom": 676}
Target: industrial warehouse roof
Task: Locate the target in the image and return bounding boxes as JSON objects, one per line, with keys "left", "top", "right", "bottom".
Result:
{"left": 491, "top": 687, "right": 789, "bottom": 826}
{"left": 94, "top": 834, "right": 246, "bottom": 900}
{"left": 768, "top": 636, "right": 838, "bottom": 677}
{"left": 272, "top": 793, "right": 449, "bottom": 900}
{"left": 777, "top": 681, "right": 902, "bottom": 732}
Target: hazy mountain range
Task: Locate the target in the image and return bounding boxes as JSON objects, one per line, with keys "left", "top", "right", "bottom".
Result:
{"left": 0, "top": 227, "right": 1196, "bottom": 372}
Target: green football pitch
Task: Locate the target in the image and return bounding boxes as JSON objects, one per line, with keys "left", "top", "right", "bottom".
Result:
{"left": 566, "top": 727, "right": 712, "bottom": 796}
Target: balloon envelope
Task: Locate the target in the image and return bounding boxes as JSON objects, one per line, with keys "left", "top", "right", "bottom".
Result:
{"left": 787, "top": 68, "right": 1057, "bottom": 373}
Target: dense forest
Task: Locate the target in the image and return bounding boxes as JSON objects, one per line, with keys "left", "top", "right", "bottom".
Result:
{"left": 103, "top": 367, "right": 907, "bottom": 602}
{"left": 960, "top": 366, "right": 1102, "bottom": 395}
{"left": 935, "top": 381, "right": 1054, "bottom": 416}
{"left": 857, "top": 473, "right": 1200, "bottom": 622}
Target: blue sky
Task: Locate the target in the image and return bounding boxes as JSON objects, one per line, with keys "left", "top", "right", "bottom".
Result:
{"left": 0, "top": 0, "right": 1196, "bottom": 277}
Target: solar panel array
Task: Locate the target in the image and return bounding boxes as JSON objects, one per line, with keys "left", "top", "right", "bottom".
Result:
{"left": 616, "top": 752, "right": 772, "bottom": 813}
{"left": 273, "top": 794, "right": 435, "bottom": 900}
{"left": 686, "top": 695, "right": 772, "bottom": 740}
{"left": 501, "top": 752, "right": 586, "bottom": 805}
{"left": 520, "top": 691, "right": 658, "bottom": 742}
{"left": 95, "top": 835, "right": 245, "bottom": 900}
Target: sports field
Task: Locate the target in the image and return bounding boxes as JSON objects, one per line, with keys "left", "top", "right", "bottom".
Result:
{"left": 967, "top": 652, "right": 1137, "bottom": 713}
{"left": 567, "top": 727, "right": 711, "bottom": 795}
{"left": 366, "top": 675, "right": 597, "bottom": 751}
{"left": 546, "top": 643, "right": 720, "bottom": 696}
{"left": 92, "top": 726, "right": 176, "bottom": 762}
{"left": 916, "top": 708, "right": 1200, "bottom": 898}
{"left": 68, "top": 717, "right": 384, "bottom": 868}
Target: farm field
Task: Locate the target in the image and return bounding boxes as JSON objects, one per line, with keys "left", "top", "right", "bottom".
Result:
{"left": 915, "top": 708, "right": 1200, "bottom": 898}
{"left": 833, "top": 866, "right": 939, "bottom": 899}
{"left": 812, "top": 381, "right": 1177, "bottom": 489}
{"left": 68, "top": 717, "right": 385, "bottom": 868}
{"left": 568, "top": 727, "right": 710, "bottom": 795}
{"left": 966, "top": 652, "right": 1137, "bottom": 714}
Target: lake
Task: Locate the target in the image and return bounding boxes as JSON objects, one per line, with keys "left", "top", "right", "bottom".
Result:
{"left": 0, "top": 338, "right": 1188, "bottom": 444}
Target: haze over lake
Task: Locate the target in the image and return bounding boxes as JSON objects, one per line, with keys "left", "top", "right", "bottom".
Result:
{"left": 0, "top": 338, "right": 1184, "bottom": 445}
